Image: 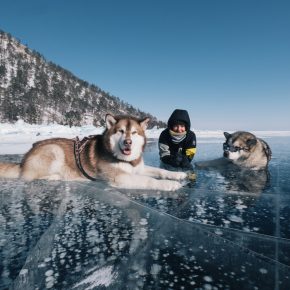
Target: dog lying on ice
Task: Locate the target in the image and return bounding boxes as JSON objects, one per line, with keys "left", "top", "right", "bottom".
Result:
{"left": 195, "top": 131, "right": 272, "bottom": 170}
{"left": 0, "top": 114, "right": 188, "bottom": 191}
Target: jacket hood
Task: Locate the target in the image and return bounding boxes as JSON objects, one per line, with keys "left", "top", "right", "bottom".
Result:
{"left": 167, "top": 109, "right": 191, "bottom": 130}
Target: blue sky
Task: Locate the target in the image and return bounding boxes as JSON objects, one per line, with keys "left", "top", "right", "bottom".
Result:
{"left": 1, "top": 0, "right": 290, "bottom": 130}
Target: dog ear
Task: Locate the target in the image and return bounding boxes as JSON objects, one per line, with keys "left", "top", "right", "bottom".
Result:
{"left": 139, "top": 117, "right": 150, "bottom": 131}
{"left": 224, "top": 132, "right": 231, "bottom": 139}
{"left": 105, "top": 114, "right": 117, "bottom": 129}
{"left": 246, "top": 138, "right": 257, "bottom": 147}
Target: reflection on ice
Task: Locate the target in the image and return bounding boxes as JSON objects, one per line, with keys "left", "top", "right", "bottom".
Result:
{"left": 142, "top": 138, "right": 290, "bottom": 236}
{"left": 0, "top": 180, "right": 289, "bottom": 289}
{"left": 195, "top": 165, "right": 270, "bottom": 194}
{"left": 0, "top": 136, "right": 290, "bottom": 289}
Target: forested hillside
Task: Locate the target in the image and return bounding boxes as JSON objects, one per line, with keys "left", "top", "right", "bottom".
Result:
{"left": 0, "top": 30, "right": 165, "bottom": 128}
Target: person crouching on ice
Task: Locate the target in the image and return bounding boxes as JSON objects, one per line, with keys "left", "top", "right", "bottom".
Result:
{"left": 159, "top": 109, "right": 196, "bottom": 170}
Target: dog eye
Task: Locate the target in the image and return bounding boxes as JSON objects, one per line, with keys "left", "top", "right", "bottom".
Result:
{"left": 118, "top": 129, "right": 125, "bottom": 134}
{"left": 132, "top": 131, "right": 137, "bottom": 135}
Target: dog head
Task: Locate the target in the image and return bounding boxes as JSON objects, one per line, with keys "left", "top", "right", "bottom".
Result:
{"left": 223, "top": 131, "right": 258, "bottom": 162}
{"left": 104, "top": 114, "right": 150, "bottom": 162}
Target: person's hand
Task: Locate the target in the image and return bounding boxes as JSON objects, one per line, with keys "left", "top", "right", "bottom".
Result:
{"left": 181, "top": 155, "right": 193, "bottom": 169}
{"left": 174, "top": 153, "right": 183, "bottom": 165}
{"left": 162, "top": 155, "right": 181, "bottom": 167}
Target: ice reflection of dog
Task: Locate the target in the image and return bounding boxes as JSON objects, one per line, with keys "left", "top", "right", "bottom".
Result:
{"left": 220, "top": 165, "right": 269, "bottom": 193}
{"left": 195, "top": 131, "right": 272, "bottom": 193}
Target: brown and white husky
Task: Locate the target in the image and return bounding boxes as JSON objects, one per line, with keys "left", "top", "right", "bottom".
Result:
{"left": 0, "top": 114, "right": 187, "bottom": 191}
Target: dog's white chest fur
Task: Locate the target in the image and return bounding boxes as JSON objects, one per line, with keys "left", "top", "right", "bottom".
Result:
{"left": 111, "top": 160, "right": 145, "bottom": 174}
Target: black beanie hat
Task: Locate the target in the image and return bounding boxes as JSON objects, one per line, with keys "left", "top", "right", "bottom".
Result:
{"left": 167, "top": 109, "right": 191, "bottom": 131}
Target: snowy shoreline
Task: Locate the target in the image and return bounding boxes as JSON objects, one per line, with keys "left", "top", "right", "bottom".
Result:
{"left": 1, "top": 120, "right": 290, "bottom": 154}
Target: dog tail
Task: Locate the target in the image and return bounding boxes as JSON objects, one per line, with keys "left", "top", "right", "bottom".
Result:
{"left": 0, "top": 163, "right": 21, "bottom": 178}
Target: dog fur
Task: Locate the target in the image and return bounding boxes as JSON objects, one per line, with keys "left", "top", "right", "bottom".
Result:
{"left": 0, "top": 114, "right": 187, "bottom": 191}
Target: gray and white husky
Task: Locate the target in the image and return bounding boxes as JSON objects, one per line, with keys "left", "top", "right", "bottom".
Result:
{"left": 196, "top": 131, "right": 272, "bottom": 170}
{"left": 0, "top": 114, "right": 187, "bottom": 191}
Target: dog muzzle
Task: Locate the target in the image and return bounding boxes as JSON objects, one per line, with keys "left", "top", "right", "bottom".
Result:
{"left": 120, "top": 139, "right": 132, "bottom": 155}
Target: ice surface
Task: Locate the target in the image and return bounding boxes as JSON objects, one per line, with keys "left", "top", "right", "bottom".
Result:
{"left": 0, "top": 134, "right": 290, "bottom": 289}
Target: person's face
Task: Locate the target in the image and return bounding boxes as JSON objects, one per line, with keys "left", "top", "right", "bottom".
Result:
{"left": 172, "top": 124, "right": 186, "bottom": 133}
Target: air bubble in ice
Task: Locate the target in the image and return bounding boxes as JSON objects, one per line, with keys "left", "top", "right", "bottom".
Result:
{"left": 139, "top": 218, "right": 148, "bottom": 225}
{"left": 19, "top": 269, "right": 28, "bottom": 275}
{"left": 204, "top": 284, "right": 213, "bottom": 290}
{"left": 60, "top": 252, "right": 66, "bottom": 259}
{"left": 214, "top": 229, "right": 223, "bottom": 235}
{"left": 45, "top": 269, "right": 54, "bottom": 276}
{"left": 259, "top": 268, "right": 268, "bottom": 274}
{"left": 228, "top": 215, "right": 243, "bottom": 223}
{"left": 236, "top": 204, "right": 247, "bottom": 210}
{"left": 45, "top": 276, "right": 54, "bottom": 282}
{"left": 46, "top": 282, "right": 54, "bottom": 289}
{"left": 38, "top": 263, "right": 46, "bottom": 268}
{"left": 150, "top": 264, "right": 161, "bottom": 275}
{"left": 118, "top": 241, "right": 126, "bottom": 249}
{"left": 203, "top": 276, "right": 213, "bottom": 282}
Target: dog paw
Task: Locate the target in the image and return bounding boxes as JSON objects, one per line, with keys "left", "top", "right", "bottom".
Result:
{"left": 158, "top": 180, "right": 183, "bottom": 191}
{"left": 170, "top": 172, "right": 187, "bottom": 180}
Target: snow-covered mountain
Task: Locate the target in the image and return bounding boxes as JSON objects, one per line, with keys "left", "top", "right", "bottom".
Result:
{"left": 0, "top": 30, "right": 165, "bottom": 128}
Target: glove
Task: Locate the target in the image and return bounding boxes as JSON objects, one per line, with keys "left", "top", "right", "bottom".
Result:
{"left": 180, "top": 155, "right": 193, "bottom": 170}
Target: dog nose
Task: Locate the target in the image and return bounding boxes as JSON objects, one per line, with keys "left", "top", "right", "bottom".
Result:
{"left": 124, "top": 139, "right": 132, "bottom": 146}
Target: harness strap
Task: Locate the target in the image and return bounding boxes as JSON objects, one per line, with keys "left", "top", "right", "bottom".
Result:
{"left": 74, "top": 136, "right": 98, "bottom": 181}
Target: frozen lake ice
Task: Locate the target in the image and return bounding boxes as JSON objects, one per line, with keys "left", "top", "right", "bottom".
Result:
{"left": 0, "top": 136, "right": 290, "bottom": 289}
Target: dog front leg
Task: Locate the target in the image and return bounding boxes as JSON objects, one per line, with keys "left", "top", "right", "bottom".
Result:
{"left": 111, "top": 173, "right": 183, "bottom": 191}
{"left": 140, "top": 165, "right": 187, "bottom": 181}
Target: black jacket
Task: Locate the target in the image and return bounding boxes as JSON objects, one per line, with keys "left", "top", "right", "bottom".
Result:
{"left": 159, "top": 129, "right": 196, "bottom": 163}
